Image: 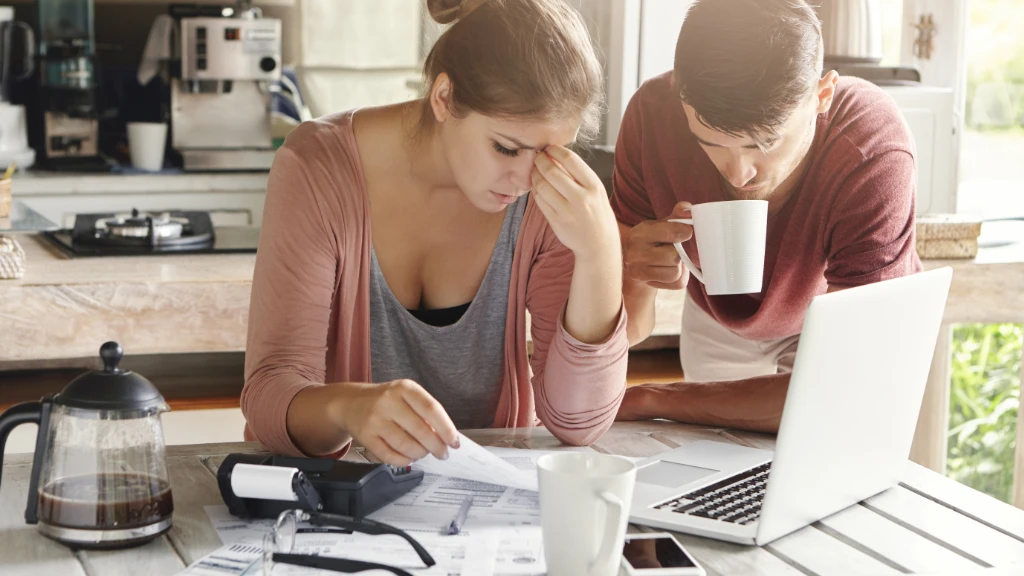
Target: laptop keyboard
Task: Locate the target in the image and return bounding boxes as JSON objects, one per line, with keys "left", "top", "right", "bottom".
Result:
{"left": 654, "top": 462, "right": 772, "bottom": 525}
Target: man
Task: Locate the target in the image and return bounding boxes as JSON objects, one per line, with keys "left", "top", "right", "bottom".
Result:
{"left": 613, "top": 0, "right": 921, "bottom": 432}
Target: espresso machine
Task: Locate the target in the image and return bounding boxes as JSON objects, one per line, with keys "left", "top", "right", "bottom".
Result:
{"left": 33, "top": 0, "right": 105, "bottom": 171}
{"left": 170, "top": 2, "right": 281, "bottom": 171}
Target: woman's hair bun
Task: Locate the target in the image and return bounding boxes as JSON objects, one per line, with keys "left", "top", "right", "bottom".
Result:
{"left": 427, "top": 0, "right": 487, "bottom": 25}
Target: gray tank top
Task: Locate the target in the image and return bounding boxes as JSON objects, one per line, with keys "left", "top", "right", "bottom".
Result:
{"left": 369, "top": 195, "right": 528, "bottom": 429}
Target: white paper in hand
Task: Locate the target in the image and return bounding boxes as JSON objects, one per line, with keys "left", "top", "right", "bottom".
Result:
{"left": 413, "top": 433, "right": 539, "bottom": 491}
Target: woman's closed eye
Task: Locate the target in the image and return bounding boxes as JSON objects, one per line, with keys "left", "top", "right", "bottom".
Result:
{"left": 492, "top": 141, "right": 520, "bottom": 158}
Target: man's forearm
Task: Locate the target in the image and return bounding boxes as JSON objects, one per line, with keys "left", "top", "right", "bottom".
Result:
{"left": 627, "top": 373, "right": 791, "bottom": 433}
{"left": 623, "top": 277, "right": 658, "bottom": 346}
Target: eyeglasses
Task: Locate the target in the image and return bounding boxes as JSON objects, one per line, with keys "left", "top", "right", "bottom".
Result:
{"left": 258, "top": 509, "right": 436, "bottom": 576}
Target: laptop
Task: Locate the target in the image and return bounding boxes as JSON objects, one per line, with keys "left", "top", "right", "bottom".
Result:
{"left": 629, "top": 267, "right": 953, "bottom": 546}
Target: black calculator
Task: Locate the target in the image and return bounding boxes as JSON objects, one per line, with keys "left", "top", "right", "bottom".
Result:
{"left": 218, "top": 453, "right": 424, "bottom": 519}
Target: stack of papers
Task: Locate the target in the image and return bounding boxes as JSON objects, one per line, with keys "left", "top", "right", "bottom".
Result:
{"left": 412, "top": 435, "right": 539, "bottom": 492}
{"left": 180, "top": 435, "right": 564, "bottom": 576}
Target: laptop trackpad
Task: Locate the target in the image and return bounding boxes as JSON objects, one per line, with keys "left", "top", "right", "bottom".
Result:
{"left": 637, "top": 460, "right": 719, "bottom": 488}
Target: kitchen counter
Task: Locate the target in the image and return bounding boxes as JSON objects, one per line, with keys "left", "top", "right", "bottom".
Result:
{"left": 11, "top": 170, "right": 269, "bottom": 197}
{"left": 0, "top": 233, "right": 256, "bottom": 365}
{"left": 1, "top": 229, "right": 1022, "bottom": 365}
{"left": 0, "top": 202, "right": 59, "bottom": 232}
{"left": 921, "top": 240, "right": 1024, "bottom": 323}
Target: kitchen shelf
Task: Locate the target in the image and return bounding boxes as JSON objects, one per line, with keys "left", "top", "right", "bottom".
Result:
{"left": 11, "top": 170, "right": 269, "bottom": 196}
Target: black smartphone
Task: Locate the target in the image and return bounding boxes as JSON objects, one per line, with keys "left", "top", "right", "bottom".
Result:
{"left": 621, "top": 533, "right": 706, "bottom": 576}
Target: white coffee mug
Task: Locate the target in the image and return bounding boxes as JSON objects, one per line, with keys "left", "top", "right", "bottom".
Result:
{"left": 670, "top": 199, "right": 768, "bottom": 296}
{"left": 0, "top": 103, "right": 29, "bottom": 152}
{"left": 537, "top": 452, "right": 636, "bottom": 576}
{"left": 127, "top": 122, "right": 168, "bottom": 172}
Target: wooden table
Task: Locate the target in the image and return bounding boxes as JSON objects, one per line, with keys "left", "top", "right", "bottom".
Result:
{"left": 3, "top": 422, "right": 1023, "bottom": 575}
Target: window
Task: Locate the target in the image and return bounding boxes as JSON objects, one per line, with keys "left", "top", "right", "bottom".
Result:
{"left": 944, "top": 0, "right": 1024, "bottom": 506}
{"left": 957, "top": 0, "right": 1024, "bottom": 218}
{"left": 879, "top": 0, "right": 907, "bottom": 67}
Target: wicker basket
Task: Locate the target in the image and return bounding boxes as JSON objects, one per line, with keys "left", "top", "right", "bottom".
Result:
{"left": 0, "top": 177, "right": 10, "bottom": 218}
{"left": 0, "top": 235, "right": 25, "bottom": 279}
{"left": 915, "top": 214, "right": 983, "bottom": 260}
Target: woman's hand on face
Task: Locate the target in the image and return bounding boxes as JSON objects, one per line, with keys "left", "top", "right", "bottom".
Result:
{"left": 332, "top": 379, "right": 460, "bottom": 467}
{"left": 531, "top": 145, "right": 620, "bottom": 263}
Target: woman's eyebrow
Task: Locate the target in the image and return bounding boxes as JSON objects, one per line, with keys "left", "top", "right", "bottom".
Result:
{"left": 494, "top": 132, "right": 577, "bottom": 150}
{"left": 494, "top": 132, "right": 536, "bottom": 150}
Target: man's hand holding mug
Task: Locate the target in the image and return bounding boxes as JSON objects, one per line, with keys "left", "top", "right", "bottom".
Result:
{"left": 623, "top": 200, "right": 768, "bottom": 296}
{"left": 622, "top": 201, "right": 695, "bottom": 290}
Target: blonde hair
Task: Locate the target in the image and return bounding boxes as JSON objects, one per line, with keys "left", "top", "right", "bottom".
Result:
{"left": 420, "top": 0, "right": 604, "bottom": 141}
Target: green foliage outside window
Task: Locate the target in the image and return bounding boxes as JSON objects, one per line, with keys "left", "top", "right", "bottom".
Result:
{"left": 965, "top": 0, "right": 1024, "bottom": 131}
{"left": 947, "top": 323, "right": 1021, "bottom": 504}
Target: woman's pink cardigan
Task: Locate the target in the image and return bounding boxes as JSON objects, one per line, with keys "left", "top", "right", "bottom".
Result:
{"left": 241, "top": 111, "right": 629, "bottom": 457}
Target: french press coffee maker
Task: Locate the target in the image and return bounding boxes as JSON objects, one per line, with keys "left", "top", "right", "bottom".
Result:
{"left": 0, "top": 342, "right": 174, "bottom": 548}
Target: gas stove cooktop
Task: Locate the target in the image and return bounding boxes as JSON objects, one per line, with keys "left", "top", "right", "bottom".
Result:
{"left": 43, "top": 210, "right": 260, "bottom": 257}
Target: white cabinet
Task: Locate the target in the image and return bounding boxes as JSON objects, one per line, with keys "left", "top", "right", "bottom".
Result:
{"left": 295, "top": 0, "right": 428, "bottom": 117}
{"left": 300, "top": 69, "right": 421, "bottom": 119}
{"left": 881, "top": 85, "right": 957, "bottom": 215}
{"left": 298, "top": 0, "right": 423, "bottom": 69}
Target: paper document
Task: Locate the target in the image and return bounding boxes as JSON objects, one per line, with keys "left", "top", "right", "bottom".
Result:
{"left": 197, "top": 447, "right": 579, "bottom": 576}
{"left": 190, "top": 514, "right": 497, "bottom": 575}
{"left": 487, "top": 446, "right": 645, "bottom": 467}
{"left": 177, "top": 539, "right": 262, "bottom": 575}
{"left": 413, "top": 433, "right": 539, "bottom": 491}
{"left": 367, "top": 471, "right": 541, "bottom": 532}
{"left": 489, "top": 527, "right": 545, "bottom": 576}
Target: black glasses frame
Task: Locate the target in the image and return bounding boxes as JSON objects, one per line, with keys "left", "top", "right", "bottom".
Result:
{"left": 262, "top": 509, "right": 436, "bottom": 576}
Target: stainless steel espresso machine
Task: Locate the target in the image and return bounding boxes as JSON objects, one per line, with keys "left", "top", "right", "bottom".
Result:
{"left": 171, "top": 2, "right": 281, "bottom": 171}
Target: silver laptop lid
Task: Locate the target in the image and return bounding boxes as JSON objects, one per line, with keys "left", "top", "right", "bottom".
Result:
{"left": 755, "top": 268, "right": 952, "bottom": 545}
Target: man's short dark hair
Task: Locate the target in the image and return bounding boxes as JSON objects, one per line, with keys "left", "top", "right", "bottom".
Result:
{"left": 673, "top": 0, "right": 823, "bottom": 145}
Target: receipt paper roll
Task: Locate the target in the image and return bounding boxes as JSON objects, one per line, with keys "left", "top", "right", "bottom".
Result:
{"left": 230, "top": 463, "right": 300, "bottom": 501}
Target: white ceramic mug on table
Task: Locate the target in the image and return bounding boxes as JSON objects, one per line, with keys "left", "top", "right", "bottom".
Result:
{"left": 537, "top": 452, "right": 636, "bottom": 576}
{"left": 670, "top": 199, "right": 769, "bottom": 296}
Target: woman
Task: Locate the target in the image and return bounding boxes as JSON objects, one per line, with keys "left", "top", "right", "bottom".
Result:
{"left": 241, "top": 0, "right": 628, "bottom": 465}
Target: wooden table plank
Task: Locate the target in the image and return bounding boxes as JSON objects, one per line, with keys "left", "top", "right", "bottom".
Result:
{"left": 647, "top": 420, "right": 729, "bottom": 446}
{"left": 77, "top": 537, "right": 185, "bottom": 576}
{"left": 719, "top": 430, "right": 779, "bottom": 451}
{"left": 816, "top": 502, "right": 984, "bottom": 574}
{"left": 592, "top": 427, "right": 677, "bottom": 458}
{"left": 766, "top": 524, "right": 903, "bottom": 575}
{"left": 866, "top": 485, "right": 1024, "bottom": 566}
{"left": 916, "top": 569, "right": 1024, "bottom": 576}
{"left": 0, "top": 463, "right": 86, "bottom": 575}
{"left": 508, "top": 427, "right": 596, "bottom": 452}
{"left": 463, "top": 427, "right": 558, "bottom": 449}
{"left": 902, "top": 462, "right": 1024, "bottom": 542}
{"left": 163, "top": 454, "right": 235, "bottom": 566}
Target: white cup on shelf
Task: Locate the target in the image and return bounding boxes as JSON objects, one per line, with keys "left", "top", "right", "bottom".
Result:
{"left": 127, "top": 122, "right": 168, "bottom": 172}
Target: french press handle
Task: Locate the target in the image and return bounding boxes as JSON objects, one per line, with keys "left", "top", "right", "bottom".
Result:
{"left": 0, "top": 396, "right": 54, "bottom": 524}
